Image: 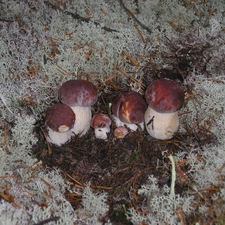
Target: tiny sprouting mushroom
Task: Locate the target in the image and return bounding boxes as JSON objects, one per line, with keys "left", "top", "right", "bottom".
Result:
{"left": 114, "top": 126, "right": 129, "bottom": 139}
{"left": 58, "top": 79, "right": 98, "bottom": 136}
{"left": 91, "top": 113, "right": 112, "bottom": 140}
{"left": 112, "top": 92, "right": 147, "bottom": 131}
{"left": 144, "top": 78, "right": 184, "bottom": 140}
{"left": 45, "top": 103, "right": 76, "bottom": 146}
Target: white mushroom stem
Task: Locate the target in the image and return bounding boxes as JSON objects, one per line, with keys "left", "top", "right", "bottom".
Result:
{"left": 46, "top": 127, "right": 72, "bottom": 146}
{"left": 71, "top": 106, "right": 92, "bottom": 136}
{"left": 144, "top": 106, "right": 179, "bottom": 140}
{"left": 94, "top": 126, "right": 110, "bottom": 140}
{"left": 112, "top": 115, "right": 144, "bottom": 131}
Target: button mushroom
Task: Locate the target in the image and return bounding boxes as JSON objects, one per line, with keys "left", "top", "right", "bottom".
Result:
{"left": 58, "top": 79, "right": 98, "bottom": 136}
{"left": 144, "top": 78, "right": 184, "bottom": 140}
{"left": 45, "top": 103, "right": 76, "bottom": 146}
{"left": 114, "top": 126, "right": 129, "bottom": 139}
{"left": 91, "top": 113, "right": 111, "bottom": 140}
{"left": 112, "top": 92, "right": 147, "bottom": 131}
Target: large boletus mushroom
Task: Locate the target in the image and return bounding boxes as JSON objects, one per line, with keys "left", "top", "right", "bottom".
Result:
{"left": 59, "top": 79, "right": 98, "bottom": 136}
{"left": 145, "top": 78, "right": 184, "bottom": 140}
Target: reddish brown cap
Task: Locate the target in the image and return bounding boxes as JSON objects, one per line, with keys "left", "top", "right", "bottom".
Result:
{"left": 59, "top": 79, "right": 98, "bottom": 107}
{"left": 91, "top": 114, "right": 111, "bottom": 128}
{"left": 112, "top": 92, "right": 147, "bottom": 124}
{"left": 114, "top": 127, "right": 128, "bottom": 139}
{"left": 46, "top": 104, "right": 75, "bottom": 132}
{"left": 145, "top": 79, "right": 184, "bottom": 113}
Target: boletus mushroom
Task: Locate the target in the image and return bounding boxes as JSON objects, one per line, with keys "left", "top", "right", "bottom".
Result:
{"left": 144, "top": 78, "right": 184, "bottom": 140}
{"left": 112, "top": 92, "right": 147, "bottom": 131}
{"left": 45, "top": 103, "right": 76, "bottom": 146}
{"left": 59, "top": 79, "right": 98, "bottom": 136}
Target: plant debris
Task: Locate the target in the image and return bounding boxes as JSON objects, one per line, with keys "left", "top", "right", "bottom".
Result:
{"left": 32, "top": 83, "right": 218, "bottom": 224}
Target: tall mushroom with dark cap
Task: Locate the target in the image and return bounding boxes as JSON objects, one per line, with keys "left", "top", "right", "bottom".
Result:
{"left": 45, "top": 103, "right": 76, "bottom": 146}
{"left": 59, "top": 79, "right": 98, "bottom": 136}
{"left": 144, "top": 78, "right": 185, "bottom": 140}
{"left": 112, "top": 92, "right": 147, "bottom": 131}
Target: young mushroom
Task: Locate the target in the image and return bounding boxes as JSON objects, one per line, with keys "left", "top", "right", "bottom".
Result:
{"left": 91, "top": 113, "right": 111, "bottom": 140}
{"left": 112, "top": 92, "right": 147, "bottom": 131}
{"left": 58, "top": 79, "right": 98, "bottom": 136}
{"left": 45, "top": 103, "right": 76, "bottom": 146}
{"left": 144, "top": 78, "right": 184, "bottom": 140}
{"left": 114, "top": 126, "right": 129, "bottom": 139}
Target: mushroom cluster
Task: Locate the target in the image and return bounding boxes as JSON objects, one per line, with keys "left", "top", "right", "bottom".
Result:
{"left": 45, "top": 79, "right": 98, "bottom": 146}
{"left": 45, "top": 77, "right": 185, "bottom": 146}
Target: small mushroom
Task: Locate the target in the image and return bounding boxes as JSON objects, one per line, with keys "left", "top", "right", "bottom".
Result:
{"left": 144, "top": 78, "right": 184, "bottom": 140}
{"left": 45, "top": 104, "right": 76, "bottom": 146}
{"left": 114, "top": 126, "right": 129, "bottom": 139}
{"left": 91, "top": 113, "right": 111, "bottom": 140}
{"left": 59, "top": 79, "right": 98, "bottom": 136}
{"left": 112, "top": 92, "right": 147, "bottom": 131}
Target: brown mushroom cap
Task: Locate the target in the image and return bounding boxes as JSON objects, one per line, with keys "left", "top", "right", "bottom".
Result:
{"left": 46, "top": 104, "right": 75, "bottom": 132}
{"left": 91, "top": 114, "right": 111, "bottom": 128}
{"left": 112, "top": 92, "right": 147, "bottom": 124}
{"left": 59, "top": 79, "right": 98, "bottom": 107}
{"left": 145, "top": 79, "right": 184, "bottom": 113}
{"left": 114, "top": 126, "right": 129, "bottom": 139}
